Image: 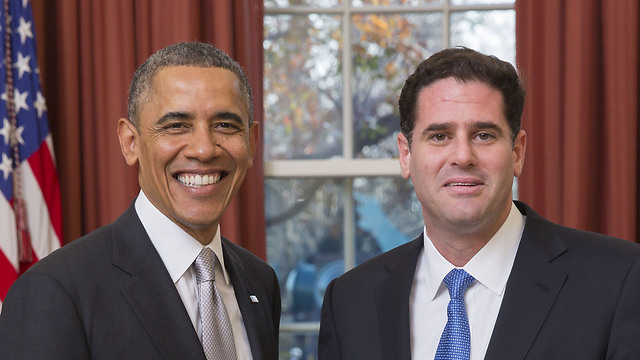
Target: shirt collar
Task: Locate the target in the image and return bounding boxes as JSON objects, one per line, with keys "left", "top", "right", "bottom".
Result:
{"left": 134, "top": 190, "right": 231, "bottom": 285}
{"left": 423, "top": 202, "right": 525, "bottom": 300}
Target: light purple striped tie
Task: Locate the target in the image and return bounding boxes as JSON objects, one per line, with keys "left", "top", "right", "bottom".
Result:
{"left": 194, "top": 247, "right": 237, "bottom": 360}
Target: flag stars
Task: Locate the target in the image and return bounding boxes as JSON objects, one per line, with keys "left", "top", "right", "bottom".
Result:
{"left": 0, "top": 118, "right": 11, "bottom": 145}
{"left": 13, "top": 52, "right": 32, "bottom": 79}
{"left": 0, "top": 153, "right": 13, "bottom": 180}
{"left": 13, "top": 125, "right": 25, "bottom": 146}
{"left": 14, "top": 89, "right": 29, "bottom": 113}
{"left": 0, "top": 118, "right": 25, "bottom": 146}
{"left": 16, "top": 17, "right": 33, "bottom": 45}
{"left": 34, "top": 91, "right": 47, "bottom": 118}
{"left": 1, "top": 88, "right": 30, "bottom": 114}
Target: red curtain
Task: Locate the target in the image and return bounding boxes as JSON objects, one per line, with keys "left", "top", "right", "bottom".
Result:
{"left": 516, "top": 0, "right": 639, "bottom": 242}
{"left": 31, "top": 0, "right": 267, "bottom": 258}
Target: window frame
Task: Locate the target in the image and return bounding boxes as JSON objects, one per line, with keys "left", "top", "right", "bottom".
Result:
{"left": 264, "top": 0, "right": 515, "bottom": 344}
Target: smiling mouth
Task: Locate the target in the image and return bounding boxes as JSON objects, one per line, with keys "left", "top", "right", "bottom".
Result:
{"left": 445, "top": 182, "right": 480, "bottom": 187}
{"left": 176, "top": 173, "right": 224, "bottom": 187}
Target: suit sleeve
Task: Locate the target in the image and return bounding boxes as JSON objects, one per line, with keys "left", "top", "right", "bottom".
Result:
{"left": 606, "top": 255, "right": 640, "bottom": 359}
{"left": 0, "top": 270, "right": 90, "bottom": 359}
{"left": 318, "top": 279, "right": 341, "bottom": 360}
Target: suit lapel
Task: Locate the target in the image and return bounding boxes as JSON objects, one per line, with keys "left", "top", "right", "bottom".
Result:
{"left": 374, "top": 237, "right": 424, "bottom": 360}
{"left": 111, "top": 205, "right": 205, "bottom": 360}
{"left": 485, "top": 202, "right": 568, "bottom": 360}
{"left": 223, "top": 240, "right": 275, "bottom": 360}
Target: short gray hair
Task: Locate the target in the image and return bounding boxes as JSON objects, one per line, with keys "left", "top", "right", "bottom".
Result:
{"left": 127, "top": 42, "right": 253, "bottom": 128}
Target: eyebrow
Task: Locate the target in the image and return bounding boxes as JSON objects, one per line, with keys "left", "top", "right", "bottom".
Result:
{"left": 156, "top": 111, "right": 191, "bottom": 126}
{"left": 422, "top": 121, "right": 504, "bottom": 135}
{"left": 472, "top": 121, "right": 504, "bottom": 136}
{"left": 155, "top": 110, "right": 245, "bottom": 126}
{"left": 215, "top": 111, "right": 244, "bottom": 125}
{"left": 423, "top": 122, "right": 453, "bottom": 133}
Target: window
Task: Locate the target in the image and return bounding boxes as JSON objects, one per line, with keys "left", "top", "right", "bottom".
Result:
{"left": 263, "top": 1, "right": 514, "bottom": 358}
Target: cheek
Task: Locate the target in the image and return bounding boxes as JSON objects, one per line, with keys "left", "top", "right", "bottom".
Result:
{"left": 411, "top": 149, "right": 442, "bottom": 173}
{"left": 138, "top": 142, "right": 177, "bottom": 178}
{"left": 224, "top": 138, "right": 253, "bottom": 163}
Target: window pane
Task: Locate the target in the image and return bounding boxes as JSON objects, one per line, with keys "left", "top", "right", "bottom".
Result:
{"left": 266, "top": 0, "right": 341, "bottom": 7}
{"left": 353, "top": 177, "right": 423, "bottom": 254}
{"left": 264, "top": 14, "right": 343, "bottom": 160}
{"left": 450, "top": 10, "right": 515, "bottom": 65}
{"left": 279, "top": 332, "right": 319, "bottom": 360}
{"left": 351, "top": 13, "right": 443, "bottom": 159}
{"left": 266, "top": 178, "right": 345, "bottom": 323}
{"left": 353, "top": 0, "right": 442, "bottom": 6}
{"left": 266, "top": 177, "right": 422, "bottom": 323}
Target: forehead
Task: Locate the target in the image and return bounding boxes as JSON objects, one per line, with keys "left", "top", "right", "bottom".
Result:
{"left": 144, "top": 66, "right": 247, "bottom": 113}
{"left": 152, "top": 66, "right": 240, "bottom": 91}
{"left": 416, "top": 78, "right": 506, "bottom": 123}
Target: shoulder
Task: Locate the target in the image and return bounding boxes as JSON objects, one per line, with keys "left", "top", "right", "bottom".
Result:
{"left": 516, "top": 201, "right": 640, "bottom": 266}
{"left": 24, "top": 221, "right": 116, "bottom": 276}
{"left": 222, "top": 238, "right": 270, "bottom": 266}
{"left": 2, "top": 217, "right": 125, "bottom": 318}
{"left": 557, "top": 225, "right": 640, "bottom": 266}
{"left": 18, "top": 205, "right": 144, "bottom": 286}
{"left": 222, "top": 237, "right": 278, "bottom": 280}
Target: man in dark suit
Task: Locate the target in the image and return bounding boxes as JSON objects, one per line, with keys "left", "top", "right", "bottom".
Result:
{"left": 0, "top": 42, "right": 280, "bottom": 359}
{"left": 318, "top": 47, "right": 640, "bottom": 359}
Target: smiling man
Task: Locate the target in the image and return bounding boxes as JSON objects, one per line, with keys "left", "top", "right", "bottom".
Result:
{"left": 318, "top": 47, "right": 640, "bottom": 360}
{"left": 0, "top": 42, "right": 280, "bottom": 360}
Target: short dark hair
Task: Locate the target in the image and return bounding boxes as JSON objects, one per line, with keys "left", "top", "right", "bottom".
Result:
{"left": 398, "top": 47, "right": 525, "bottom": 147}
{"left": 127, "top": 42, "right": 253, "bottom": 128}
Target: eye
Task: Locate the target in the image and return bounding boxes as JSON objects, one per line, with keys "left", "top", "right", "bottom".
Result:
{"left": 430, "top": 133, "right": 448, "bottom": 142}
{"left": 162, "top": 122, "right": 189, "bottom": 132}
{"left": 476, "top": 132, "right": 495, "bottom": 141}
{"left": 214, "top": 121, "right": 243, "bottom": 134}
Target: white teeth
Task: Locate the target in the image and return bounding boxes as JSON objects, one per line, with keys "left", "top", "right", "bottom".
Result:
{"left": 177, "top": 174, "right": 221, "bottom": 187}
{"left": 447, "top": 182, "right": 475, "bottom": 186}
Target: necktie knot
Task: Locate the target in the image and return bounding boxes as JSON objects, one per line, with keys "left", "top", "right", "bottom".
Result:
{"left": 194, "top": 247, "right": 215, "bottom": 284}
{"left": 443, "top": 268, "right": 475, "bottom": 300}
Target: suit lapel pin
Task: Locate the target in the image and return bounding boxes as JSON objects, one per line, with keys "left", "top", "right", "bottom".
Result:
{"left": 250, "top": 295, "right": 259, "bottom": 303}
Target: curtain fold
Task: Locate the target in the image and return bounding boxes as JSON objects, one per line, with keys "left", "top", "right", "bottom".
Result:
{"left": 516, "top": 0, "right": 639, "bottom": 242}
{"left": 31, "top": 0, "right": 266, "bottom": 258}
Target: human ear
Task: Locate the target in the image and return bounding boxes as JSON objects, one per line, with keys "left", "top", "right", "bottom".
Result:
{"left": 397, "top": 132, "right": 412, "bottom": 180}
{"left": 513, "top": 130, "right": 526, "bottom": 177}
{"left": 117, "top": 118, "right": 139, "bottom": 166}
{"left": 247, "top": 121, "right": 260, "bottom": 168}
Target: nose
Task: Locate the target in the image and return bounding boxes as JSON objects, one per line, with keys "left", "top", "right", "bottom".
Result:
{"left": 183, "top": 125, "right": 219, "bottom": 161}
{"left": 450, "top": 138, "right": 477, "bottom": 167}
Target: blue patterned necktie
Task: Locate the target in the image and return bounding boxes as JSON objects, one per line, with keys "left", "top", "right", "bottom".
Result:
{"left": 434, "top": 269, "right": 475, "bottom": 360}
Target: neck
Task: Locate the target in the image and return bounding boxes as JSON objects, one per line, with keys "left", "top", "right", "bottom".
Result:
{"left": 426, "top": 219, "right": 505, "bottom": 267}
{"left": 179, "top": 224, "right": 219, "bottom": 246}
{"left": 429, "top": 234, "right": 489, "bottom": 267}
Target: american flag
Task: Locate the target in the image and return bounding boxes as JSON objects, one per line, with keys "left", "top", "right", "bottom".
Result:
{"left": 0, "top": 0, "right": 62, "bottom": 309}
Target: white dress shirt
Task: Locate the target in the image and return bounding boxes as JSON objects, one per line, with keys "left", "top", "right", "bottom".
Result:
{"left": 410, "top": 202, "right": 525, "bottom": 360}
{"left": 135, "top": 190, "right": 253, "bottom": 359}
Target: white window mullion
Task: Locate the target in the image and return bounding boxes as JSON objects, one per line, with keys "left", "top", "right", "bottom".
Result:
{"left": 343, "top": 178, "right": 356, "bottom": 272}
{"left": 342, "top": 3, "right": 354, "bottom": 161}
{"left": 444, "top": 0, "right": 451, "bottom": 47}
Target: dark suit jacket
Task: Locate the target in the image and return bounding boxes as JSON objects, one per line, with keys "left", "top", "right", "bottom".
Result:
{"left": 318, "top": 201, "right": 640, "bottom": 360}
{"left": 0, "top": 203, "right": 281, "bottom": 360}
